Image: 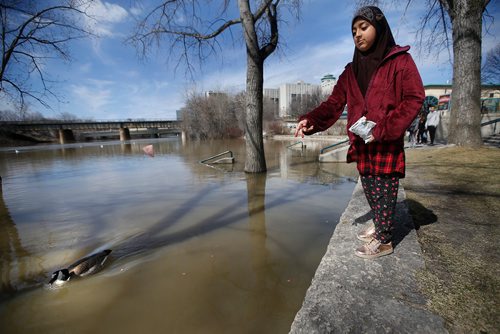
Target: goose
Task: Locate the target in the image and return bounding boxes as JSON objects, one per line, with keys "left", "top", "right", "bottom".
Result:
{"left": 49, "top": 249, "right": 112, "bottom": 286}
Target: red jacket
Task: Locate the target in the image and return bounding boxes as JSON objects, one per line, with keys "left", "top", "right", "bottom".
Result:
{"left": 300, "top": 45, "right": 424, "bottom": 177}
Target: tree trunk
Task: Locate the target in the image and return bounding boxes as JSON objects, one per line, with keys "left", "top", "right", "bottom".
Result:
{"left": 239, "top": 0, "right": 266, "bottom": 173}
{"left": 244, "top": 55, "right": 267, "bottom": 173}
{"left": 446, "top": 0, "right": 484, "bottom": 147}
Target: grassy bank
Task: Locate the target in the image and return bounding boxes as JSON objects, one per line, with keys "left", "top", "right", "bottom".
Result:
{"left": 403, "top": 146, "right": 500, "bottom": 333}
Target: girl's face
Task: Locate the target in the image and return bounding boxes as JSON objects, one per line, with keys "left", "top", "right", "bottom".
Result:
{"left": 352, "top": 19, "right": 377, "bottom": 52}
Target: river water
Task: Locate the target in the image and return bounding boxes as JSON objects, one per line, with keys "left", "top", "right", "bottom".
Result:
{"left": 0, "top": 137, "right": 357, "bottom": 334}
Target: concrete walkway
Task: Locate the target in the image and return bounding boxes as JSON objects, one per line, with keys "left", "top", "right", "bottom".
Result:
{"left": 289, "top": 180, "right": 447, "bottom": 334}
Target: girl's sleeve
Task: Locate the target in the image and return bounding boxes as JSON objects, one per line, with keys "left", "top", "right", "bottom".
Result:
{"left": 372, "top": 54, "right": 425, "bottom": 142}
{"left": 298, "top": 69, "right": 348, "bottom": 135}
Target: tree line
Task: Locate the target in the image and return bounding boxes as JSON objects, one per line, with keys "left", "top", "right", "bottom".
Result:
{"left": 179, "top": 88, "right": 325, "bottom": 140}
{"left": 0, "top": 107, "right": 81, "bottom": 122}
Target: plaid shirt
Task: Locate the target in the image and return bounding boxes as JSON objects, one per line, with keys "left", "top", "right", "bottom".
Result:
{"left": 347, "top": 139, "right": 405, "bottom": 176}
{"left": 300, "top": 46, "right": 424, "bottom": 177}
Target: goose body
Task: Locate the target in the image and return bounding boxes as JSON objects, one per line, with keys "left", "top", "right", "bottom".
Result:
{"left": 49, "top": 249, "right": 112, "bottom": 286}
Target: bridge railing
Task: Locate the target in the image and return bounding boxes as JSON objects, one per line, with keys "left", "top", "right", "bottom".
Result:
{"left": 0, "top": 119, "right": 181, "bottom": 131}
{"left": 0, "top": 118, "right": 178, "bottom": 124}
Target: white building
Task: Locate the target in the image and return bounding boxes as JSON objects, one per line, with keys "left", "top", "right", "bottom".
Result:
{"left": 264, "top": 88, "right": 280, "bottom": 103}
{"left": 277, "top": 81, "right": 321, "bottom": 117}
{"left": 320, "top": 74, "right": 337, "bottom": 95}
{"left": 204, "top": 90, "right": 227, "bottom": 98}
{"left": 263, "top": 76, "right": 338, "bottom": 118}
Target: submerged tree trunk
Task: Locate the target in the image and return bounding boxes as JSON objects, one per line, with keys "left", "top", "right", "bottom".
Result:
{"left": 244, "top": 56, "right": 266, "bottom": 172}
{"left": 446, "top": 0, "right": 484, "bottom": 146}
{"left": 239, "top": 0, "right": 268, "bottom": 173}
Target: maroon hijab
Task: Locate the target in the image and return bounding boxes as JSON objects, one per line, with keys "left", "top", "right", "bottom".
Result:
{"left": 351, "top": 6, "right": 396, "bottom": 97}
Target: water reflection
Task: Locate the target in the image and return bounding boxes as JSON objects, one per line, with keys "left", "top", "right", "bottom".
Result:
{"left": 245, "top": 172, "right": 282, "bottom": 324}
{"left": 0, "top": 185, "right": 39, "bottom": 299}
{"left": 121, "top": 143, "right": 132, "bottom": 155}
{"left": 109, "top": 183, "right": 238, "bottom": 261}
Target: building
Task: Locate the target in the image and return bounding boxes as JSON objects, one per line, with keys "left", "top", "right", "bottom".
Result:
{"left": 261, "top": 74, "right": 341, "bottom": 118}
{"left": 264, "top": 88, "right": 279, "bottom": 104}
{"left": 424, "top": 84, "right": 500, "bottom": 105}
{"left": 424, "top": 84, "right": 453, "bottom": 100}
{"left": 320, "top": 74, "right": 337, "bottom": 95}
{"left": 262, "top": 81, "right": 321, "bottom": 118}
{"left": 424, "top": 84, "right": 500, "bottom": 113}
{"left": 176, "top": 109, "right": 184, "bottom": 121}
{"left": 204, "top": 90, "right": 228, "bottom": 98}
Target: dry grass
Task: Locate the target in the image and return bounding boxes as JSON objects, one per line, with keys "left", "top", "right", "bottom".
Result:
{"left": 403, "top": 146, "right": 500, "bottom": 333}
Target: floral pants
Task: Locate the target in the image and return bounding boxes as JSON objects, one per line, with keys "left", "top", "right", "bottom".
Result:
{"left": 360, "top": 174, "right": 399, "bottom": 244}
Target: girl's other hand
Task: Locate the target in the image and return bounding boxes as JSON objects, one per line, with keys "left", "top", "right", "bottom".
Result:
{"left": 295, "top": 119, "right": 314, "bottom": 138}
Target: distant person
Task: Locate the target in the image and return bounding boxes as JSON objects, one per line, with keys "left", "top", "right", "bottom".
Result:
{"left": 295, "top": 6, "right": 424, "bottom": 259}
{"left": 417, "top": 112, "right": 427, "bottom": 144}
{"left": 425, "top": 107, "right": 440, "bottom": 145}
{"left": 407, "top": 116, "right": 419, "bottom": 147}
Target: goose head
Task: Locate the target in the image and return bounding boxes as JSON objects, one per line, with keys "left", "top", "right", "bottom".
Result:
{"left": 49, "top": 269, "right": 71, "bottom": 286}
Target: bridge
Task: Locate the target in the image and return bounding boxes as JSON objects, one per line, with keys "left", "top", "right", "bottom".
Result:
{"left": 0, "top": 119, "right": 182, "bottom": 143}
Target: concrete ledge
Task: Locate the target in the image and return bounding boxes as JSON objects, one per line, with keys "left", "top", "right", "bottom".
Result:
{"left": 289, "top": 180, "right": 447, "bottom": 334}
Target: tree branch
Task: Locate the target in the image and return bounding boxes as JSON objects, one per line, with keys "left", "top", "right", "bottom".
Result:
{"left": 438, "top": 0, "right": 452, "bottom": 63}
{"left": 253, "top": 0, "right": 276, "bottom": 22}
{"left": 260, "top": 1, "right": 279, "bottom": 60}
{"left": 129, "top": 0, "right": 289, "bottom": 75}
{"left": 0, "top": 1, "right": 94, "bottom": 110}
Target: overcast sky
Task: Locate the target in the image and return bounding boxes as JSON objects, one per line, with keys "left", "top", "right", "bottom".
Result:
{"left": 5, "top": 0, "right": 500, "bottom": 120}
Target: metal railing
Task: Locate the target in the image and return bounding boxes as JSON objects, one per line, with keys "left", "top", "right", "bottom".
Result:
{"left": 319, "top": 139, "right": 349, "bottom": 154}
{"left": 286, "top": 141, "right": 304, "bottom": 149}
{"left": 481, "top": 118, "right": 500, "bottom": 127}
{"left": 199, "top": 150, "right": 234, "bottom": 164}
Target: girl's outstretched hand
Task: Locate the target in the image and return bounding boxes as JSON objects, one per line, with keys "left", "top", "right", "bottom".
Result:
{"left": 295, "top": 119, "right": 314, "bottom": 138}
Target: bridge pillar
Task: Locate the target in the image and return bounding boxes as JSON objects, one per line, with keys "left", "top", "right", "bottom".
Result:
{"left": 181, "top": 131, "right": 187, "bottom": 143}
{"left": 148, "top": 127, "right": 159, "bottom": 138}
{"left": 119, "top": 127, "right": 131, "bottom": 141}
{"left": 58, "top": 129, "right": 75, "bottom": 144}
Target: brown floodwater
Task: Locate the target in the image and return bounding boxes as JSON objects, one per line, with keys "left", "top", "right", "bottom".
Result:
{"left": 0, "top": 137, "right": 357, "bottom": 334}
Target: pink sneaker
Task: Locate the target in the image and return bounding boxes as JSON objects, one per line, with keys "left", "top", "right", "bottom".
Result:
{"left": 355, "top": 239, "right": 393, "bottom": 259}
{"left": 357, "top": 222, "right": 375, "bottom": 242}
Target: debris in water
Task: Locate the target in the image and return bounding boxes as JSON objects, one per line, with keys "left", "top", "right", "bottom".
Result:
{"left": 143, "top": 144, "right": 154, "bottom": 157}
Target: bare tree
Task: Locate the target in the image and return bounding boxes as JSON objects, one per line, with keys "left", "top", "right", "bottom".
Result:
{"left": 181, "top": 93, "right": 210, "bottom": 140}
{"left": 181, "top": 90, "right": 243, "bottom": 140}
{"left": 482, "top": 43, "right": 500, "bottom": 84}
{"left": 0, "top": 0, "right": 93, "bottom": 111}
{"left": 128, "top": 0, "right": 299, "bottom": 173}
{"left": 0, "top": 104, "right": 44, "bottom": 121}
{"left": 58, "top": 111, "right": 80, "bottom": 120}
{"left": 182, "top": 88, "right": 277, "bottom": 139}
